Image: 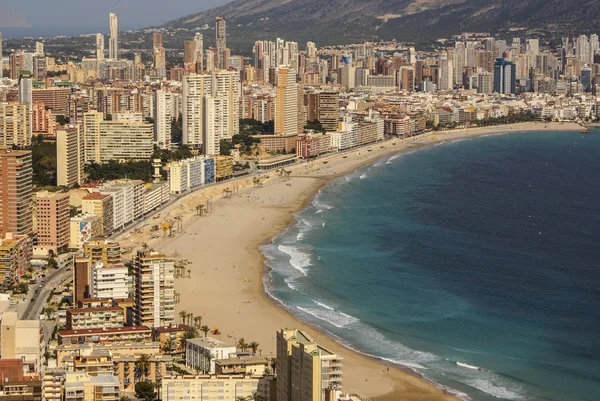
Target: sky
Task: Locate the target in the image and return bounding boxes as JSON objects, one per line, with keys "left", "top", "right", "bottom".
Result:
{"left": 0, "top": 0, "right": 231, "bottom": 38}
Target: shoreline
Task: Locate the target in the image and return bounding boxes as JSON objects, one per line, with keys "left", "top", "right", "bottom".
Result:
{"left": 119, "top": 121, "right": 581, "bottom": 401}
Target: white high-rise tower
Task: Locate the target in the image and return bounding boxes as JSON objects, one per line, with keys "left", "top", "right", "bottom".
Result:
{"left": 96, "top": 33, "right": 105, "bottom": 60}
{"left": 109, "top": 13, "right": 119, "bottom": 60}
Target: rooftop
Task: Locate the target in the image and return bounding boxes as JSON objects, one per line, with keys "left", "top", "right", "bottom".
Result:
{"left": 59, "top": 326, "right": 151, "bottom": 336}
{"left": 187, "top": 336, "right": 234, "bottom": 349}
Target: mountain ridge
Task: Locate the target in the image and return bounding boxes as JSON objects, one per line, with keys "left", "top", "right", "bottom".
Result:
{"left": 160, "top": 0, "right": 600, "bottom": 47}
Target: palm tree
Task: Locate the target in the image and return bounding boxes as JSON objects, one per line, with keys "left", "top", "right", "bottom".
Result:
{"left": 135, "top": 354, "right": 151, "bottom": 380}
{"left": 179, "top": 311, "right": 187, "bottom": 324}
{"left": 249, "top": 342, "right": 259, "bottom": 355}
{"left": 200, "top": 325, "right": 210, "bottom": 338}
{"left": 162, "top": 338, "right": 175, "bottom": 354}
{"left": 187, "top": 313, "right": 194, "bottom": 326}
{"left": 236, "top": 338, "right": 248, "bottom": 352}
{"left": 269, "top": 357, "right": 277, "bottom": 374}
{"left": 187, "top": 269, "right": 191, "bottom": 278}
{"left": 194, "top": 316, "right": 202, "bottom": 328}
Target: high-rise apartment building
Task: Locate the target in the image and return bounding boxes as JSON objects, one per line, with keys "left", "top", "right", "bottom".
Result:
{"left": 216, "top": 17, "right": 227, "bottom": 69}
{"left": 0, "top": 150, "right": 33, "bottom": 237}
{"left": 18, "top": 77, "right": 33, "bottom": 105}
{"left": 493, "top": 58, "right": 516, "bottom": 94}
{"left": 96, "top": 34, "right": 105, "bottom": 60}
{"left": 56, "top": 127, "right": 84, "bottom": 187}
{"left": 316, "top": 92, "right": 339, "bottom": 132}
{"left": 182, "top": 71, "right": 240, "bottom": 153}
{"left": 154, "top": 90, "right": 174, "bottom": 149}
{"left": 109, "top": 13, "right": 119, "bottom": 60}
{"left": 34, "top": 191, "right": 70, "bottom": 255}
{"left": 133, "top": 250, "right": 175, "bottom": 328}
{"left": 477, "top": 72, "right": 494, "bottom": 95}
{"left": 152, "top": 32, "right": 163, "bottom": 48}
{"left": 275, "top": 67, "right": 300, "bottom": 135}
{"left": 195, "top": 33, "right": 204, "bottom": 71}
{"left": 83, "top": 111, "right": 154, "bottom": 162}
{"left": 277, "top": 328, "right": 343, "bottom": 401}
{"left": 0, "top": 103, "right": 32, "bottom": 148}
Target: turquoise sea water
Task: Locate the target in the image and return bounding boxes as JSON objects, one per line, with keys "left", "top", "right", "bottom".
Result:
{"left": 261, "top": 130, "right": 600, "bottom": 401}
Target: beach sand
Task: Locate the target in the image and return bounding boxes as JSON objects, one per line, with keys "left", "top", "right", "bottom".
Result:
{"left": 117, "top": 122, "right": 580, "bottom": 401}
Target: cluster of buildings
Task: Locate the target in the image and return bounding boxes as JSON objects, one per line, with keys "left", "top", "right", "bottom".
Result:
{"left": 1, "top": 11, "right": 600, "bottom": 401}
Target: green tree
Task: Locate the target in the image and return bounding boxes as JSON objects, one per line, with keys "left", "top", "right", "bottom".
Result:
{"left": 134, "top": 382, "right": 156, "bottom": 401}
{"left": 236, "top": 338, "right": 248, "bottom": 352}
{"left": 200, "top": 325, "right": 210, "bottom": 338}
{"left": 135, "top": 354, "right": 151, "bottom": 379}
{"left": 162, "top": 338, "right": 175, "bottom": 354}
{"left": 249, "top": 342, "right": 259, "bottom": 354}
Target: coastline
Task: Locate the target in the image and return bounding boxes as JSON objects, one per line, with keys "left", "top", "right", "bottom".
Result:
{"left": 117, "top": 121, "right": 580, "bottom": 401}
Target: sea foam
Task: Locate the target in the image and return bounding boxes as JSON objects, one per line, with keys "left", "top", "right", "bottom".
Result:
{"left": 297, "top": 306, "right": 359, "bottom": 328}
{"left": 277, "top": 245, "right": 310, "bottom": 276}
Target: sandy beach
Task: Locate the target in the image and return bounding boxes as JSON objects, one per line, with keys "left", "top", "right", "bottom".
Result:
{"left": 117, "top": 121, "right": 580, "bottom": 401}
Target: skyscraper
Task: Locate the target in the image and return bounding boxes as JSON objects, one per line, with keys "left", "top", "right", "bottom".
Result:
{"left": 0, "top": 103, "right": 32, "bottom": 148}
{"left": 194, "top": 33, "right": 204, "bottom": 71}
{"left": 182, "top": 71, "right": 240, "bottom": 154}
{"left": 581, "top": 66, "right": 592, "bottom": 92}
{"left": 152, "top": 32, "right": 163, "bottom": 48}
{"left": 216, "top": 17, "right": 227, "bottom": 69}
{"left": 493, "top": 58, "right": 516, "bottom": 94}
{"left": 56, "top": 127, "right": 84, "bottom": 187}
{"left": 526, "top": 39, "right": 540, "bottom": 56}
{"left": 109, "top": 13, "right": 119, "bottom": 60}
{"left": 18, "top": 77, "right": 32, "bottom": 105}
{"left": 275, "top": 67, "right": 300, "bottom": 135}
{"left": 0, "top": 150, "right": 33, "bottom": 237}
{"left": 154, "top": 90, "right": 174, "bottom": 149}
{"left": 96, "top": 33, "right": 105, "bottom": 60}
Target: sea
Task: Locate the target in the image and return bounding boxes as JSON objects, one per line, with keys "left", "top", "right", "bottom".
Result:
{"left": 261, "top": 129, "right": 600, "bottom": 401}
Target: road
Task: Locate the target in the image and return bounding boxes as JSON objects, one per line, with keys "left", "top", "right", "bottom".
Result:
{"left": 21, "top": 266, "right": 72, "bottom": 320}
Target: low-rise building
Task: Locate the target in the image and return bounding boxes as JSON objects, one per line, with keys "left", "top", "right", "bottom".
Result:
{"left": 66, "top": 306, "right": 125, "bottom": 331}
{"left": 57, "top": 326, "right": 152, "bottom": 346}
{"left": 186, "top": 337, "right": 236, "bottom": 374}
{"left": 63, "top": 372, "right": 120, "bottom": 401}
{"left": 153, "top": 324, "right": 191, "bottom": 354}
{"left": 215, "top": 156, "right": 234, "bottom": 181}
{"left": 161, "top": 375, "right": 272, "bottom": 401}
{"left": 83, "top": 238, "right": 121, "bottom": 265}
{"left": 214, "top": 355, "right": 269, "bottom": 376}
{"left": 142, "top": 181, "right": 170, "bottom": 215}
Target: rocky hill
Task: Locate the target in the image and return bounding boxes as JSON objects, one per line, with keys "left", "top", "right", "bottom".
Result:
{"left": 162, "top": 0, "right": 600, "bottom": 47}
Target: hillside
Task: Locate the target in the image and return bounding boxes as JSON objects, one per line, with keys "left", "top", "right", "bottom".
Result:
{"left": 160, "top": 0, "right": 600, "bottom": 48}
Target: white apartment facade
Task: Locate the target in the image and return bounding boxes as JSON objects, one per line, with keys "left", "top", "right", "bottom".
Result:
{"left": 90, "top": 262, "right": 129, "bottom": 299}
{"left": 185, "top": 337, "right": 237, "bottom": 374}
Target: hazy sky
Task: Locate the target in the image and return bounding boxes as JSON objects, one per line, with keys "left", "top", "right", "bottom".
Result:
{"left": 1, "top": 0, "right": 231, "bottom": 35}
